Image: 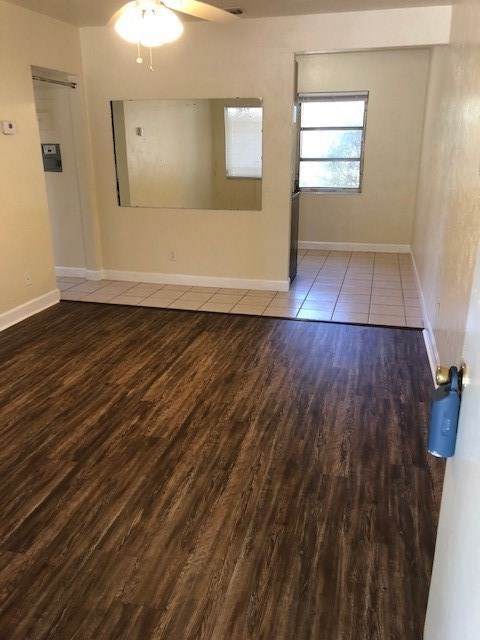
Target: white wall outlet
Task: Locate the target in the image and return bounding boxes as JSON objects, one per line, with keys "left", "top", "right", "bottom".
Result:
{"left": 2, "top": 120, "right": 17, "bottom": 135}
{"left": 24, "top": 271, "right": 32, "bottom": 286}
{"left": 169, "top": 249, "right": 176, "bottom": 261}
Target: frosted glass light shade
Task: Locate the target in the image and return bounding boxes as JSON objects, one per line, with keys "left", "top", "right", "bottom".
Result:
{"left": 114, "top": 4, "right": 143, "bottom": 44}
{"left": 114, "top": 2, "right": 184, "bottom": 47}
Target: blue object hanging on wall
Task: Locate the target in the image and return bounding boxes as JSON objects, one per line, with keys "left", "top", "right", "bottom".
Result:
{"left": 428, "top": 366, "right": 461, "bottom": 458}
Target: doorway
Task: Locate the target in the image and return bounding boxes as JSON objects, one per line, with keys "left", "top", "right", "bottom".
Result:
{"left": 32, "top": 67, "right": 89, "bottom": 280}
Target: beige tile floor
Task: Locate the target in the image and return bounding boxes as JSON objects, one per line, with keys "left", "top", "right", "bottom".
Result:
{"left": 57, "top": 250, "right": 423, "bottom": 328}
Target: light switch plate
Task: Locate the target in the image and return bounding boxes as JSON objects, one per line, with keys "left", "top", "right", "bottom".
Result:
{"left": 2, "top": 121, "right": 16, "bottom": 135}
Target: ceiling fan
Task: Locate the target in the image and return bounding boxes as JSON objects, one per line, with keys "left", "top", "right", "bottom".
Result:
{"left": 110, "top": 0, "right": 240, "bottom": 70}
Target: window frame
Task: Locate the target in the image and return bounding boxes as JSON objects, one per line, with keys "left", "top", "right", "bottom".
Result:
{"left": 298, "top": 92, "right": 369, "bottom": 194}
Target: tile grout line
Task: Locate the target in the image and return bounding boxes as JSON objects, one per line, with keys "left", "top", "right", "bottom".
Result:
{"left": 169, "top": 288, "right": 217, "bottom": 310}
{"left": 365, "top": 252, "right": 375, "bottom": 324}
{"left": 294, "top": 250, "right": 322, "bottom": 319}
{"left": 296, "top": 250, "right": 334, "bottom": 320}
{"left": 369, "top": 253, "right": 376, "bottom": 322}
{"left": 332, "top": 251, "right": 353, "bottom": 321}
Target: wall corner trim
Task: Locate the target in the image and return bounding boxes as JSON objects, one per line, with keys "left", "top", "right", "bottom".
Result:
{"left": 298, "top": 241, "right": 411, "bottom": 253}
{"left": 0, "top": 290, "right": 60, "bottom": 332}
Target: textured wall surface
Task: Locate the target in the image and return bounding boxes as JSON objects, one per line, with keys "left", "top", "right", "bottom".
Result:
{"left": 412, "top": 7, "right": 480, "bottom": 365}
{"left": 297, "top": 49, "right": 430, "bottom": 246}
{"left": 415, "top": 3, "right": 480, "bottom": 637}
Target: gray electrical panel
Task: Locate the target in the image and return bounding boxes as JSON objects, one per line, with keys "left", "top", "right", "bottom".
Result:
{"left": 41, "top": 143, "right": 62, "bottom": 172}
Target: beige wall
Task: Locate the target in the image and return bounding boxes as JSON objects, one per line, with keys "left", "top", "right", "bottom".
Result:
{"left": 412, "top": 23, "right": 480, "bottom": 364}
{"left": 0, "top": 1, "right": 86, "bottom": 315}
{"left": 297, "top": 48, "right": 430, "bottom": 246}
{"left": 79, "top": 6, "right": 450, "bottom": 283}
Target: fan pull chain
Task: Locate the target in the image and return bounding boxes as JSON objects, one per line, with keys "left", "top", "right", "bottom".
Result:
{"left": 134, "top": 42, "right": 154, "bottom": 70}
{"left": 136, "top": 41, "right": 143, "bottom": 64}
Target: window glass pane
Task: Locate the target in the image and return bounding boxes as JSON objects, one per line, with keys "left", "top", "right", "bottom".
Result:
{"left": 224, "top": 107, "right": 262, "bottom": 178}
{"left": 299, "top": 161, "right": 360, "bottom": 189}
{"left": 301, "top": 100, "right": 365, "bottom": 128}
{"left": 300, "top": 130, "right": 362, "bottom": 159}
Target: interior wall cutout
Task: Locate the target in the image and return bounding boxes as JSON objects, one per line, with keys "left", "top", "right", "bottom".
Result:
{"left": 111, "top": 98, "right": 262, "bottom": 211}
{"left": 296, "top": 48, "right": 430, "bottom": 247}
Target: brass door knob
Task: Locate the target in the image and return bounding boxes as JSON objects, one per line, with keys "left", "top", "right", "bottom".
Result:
{"left": 436, "top": 366, "right": 451, "bottom": 386}
{"left": 435, "top": 364, "right": 467, "bottom": 390}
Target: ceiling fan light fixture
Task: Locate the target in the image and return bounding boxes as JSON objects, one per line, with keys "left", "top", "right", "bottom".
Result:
{"left": 114, "top": 1, "right": 184, "bottom": 47}
{"left": 141, "top": 5, "right": 184, "bottom": 46}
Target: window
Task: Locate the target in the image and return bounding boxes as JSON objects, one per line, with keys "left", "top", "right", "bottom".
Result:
{"left": 298, "top": 92, "right": 368, "bottom": 192}
{"left": 224, "top": 106, "right": 263, "bottom": 179}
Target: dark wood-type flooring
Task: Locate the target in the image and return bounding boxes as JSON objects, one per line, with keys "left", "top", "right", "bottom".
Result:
{"left": 0, "top": 302, "right": 444, "bottom": 640}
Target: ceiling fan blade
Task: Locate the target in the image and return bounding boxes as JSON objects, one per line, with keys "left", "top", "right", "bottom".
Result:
{"left": 163, "top": 0, "right": 239, "bottom": 23}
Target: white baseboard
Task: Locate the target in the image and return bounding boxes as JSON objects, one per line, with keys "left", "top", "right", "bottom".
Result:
{"left": 55, "top": 266, "right": 104, "bottom": 281}
{"left": 55, "top": 266, "right": 289, "bottom": 292}
{"left": 102, "top": 269, "right": 290, "bottom": 292}
{"left": 85, "top": 269, "right": 104, "bottom": 281}
{"left": 0, "top": 289, "right": 60, "bottom": 332}
{"left": 55, "top": 266, "right": 86, "bottom": 278}
{"left": 298, "top": 241, "right": 411, "bottom": 253}
{"left": 422, "top": 328, "right": 439, "bottom": 387}
{"left": 410, "top": 252, "right": 439, "bottom": 385}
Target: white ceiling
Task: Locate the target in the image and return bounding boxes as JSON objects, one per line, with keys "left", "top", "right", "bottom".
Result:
{"left": 6, "top": 0, "right": 449, "bottom": 27}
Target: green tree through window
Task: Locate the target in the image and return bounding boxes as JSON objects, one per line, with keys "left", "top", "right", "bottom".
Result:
{"left": 298, "top": 93, "right": 368, "bottom": 192}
